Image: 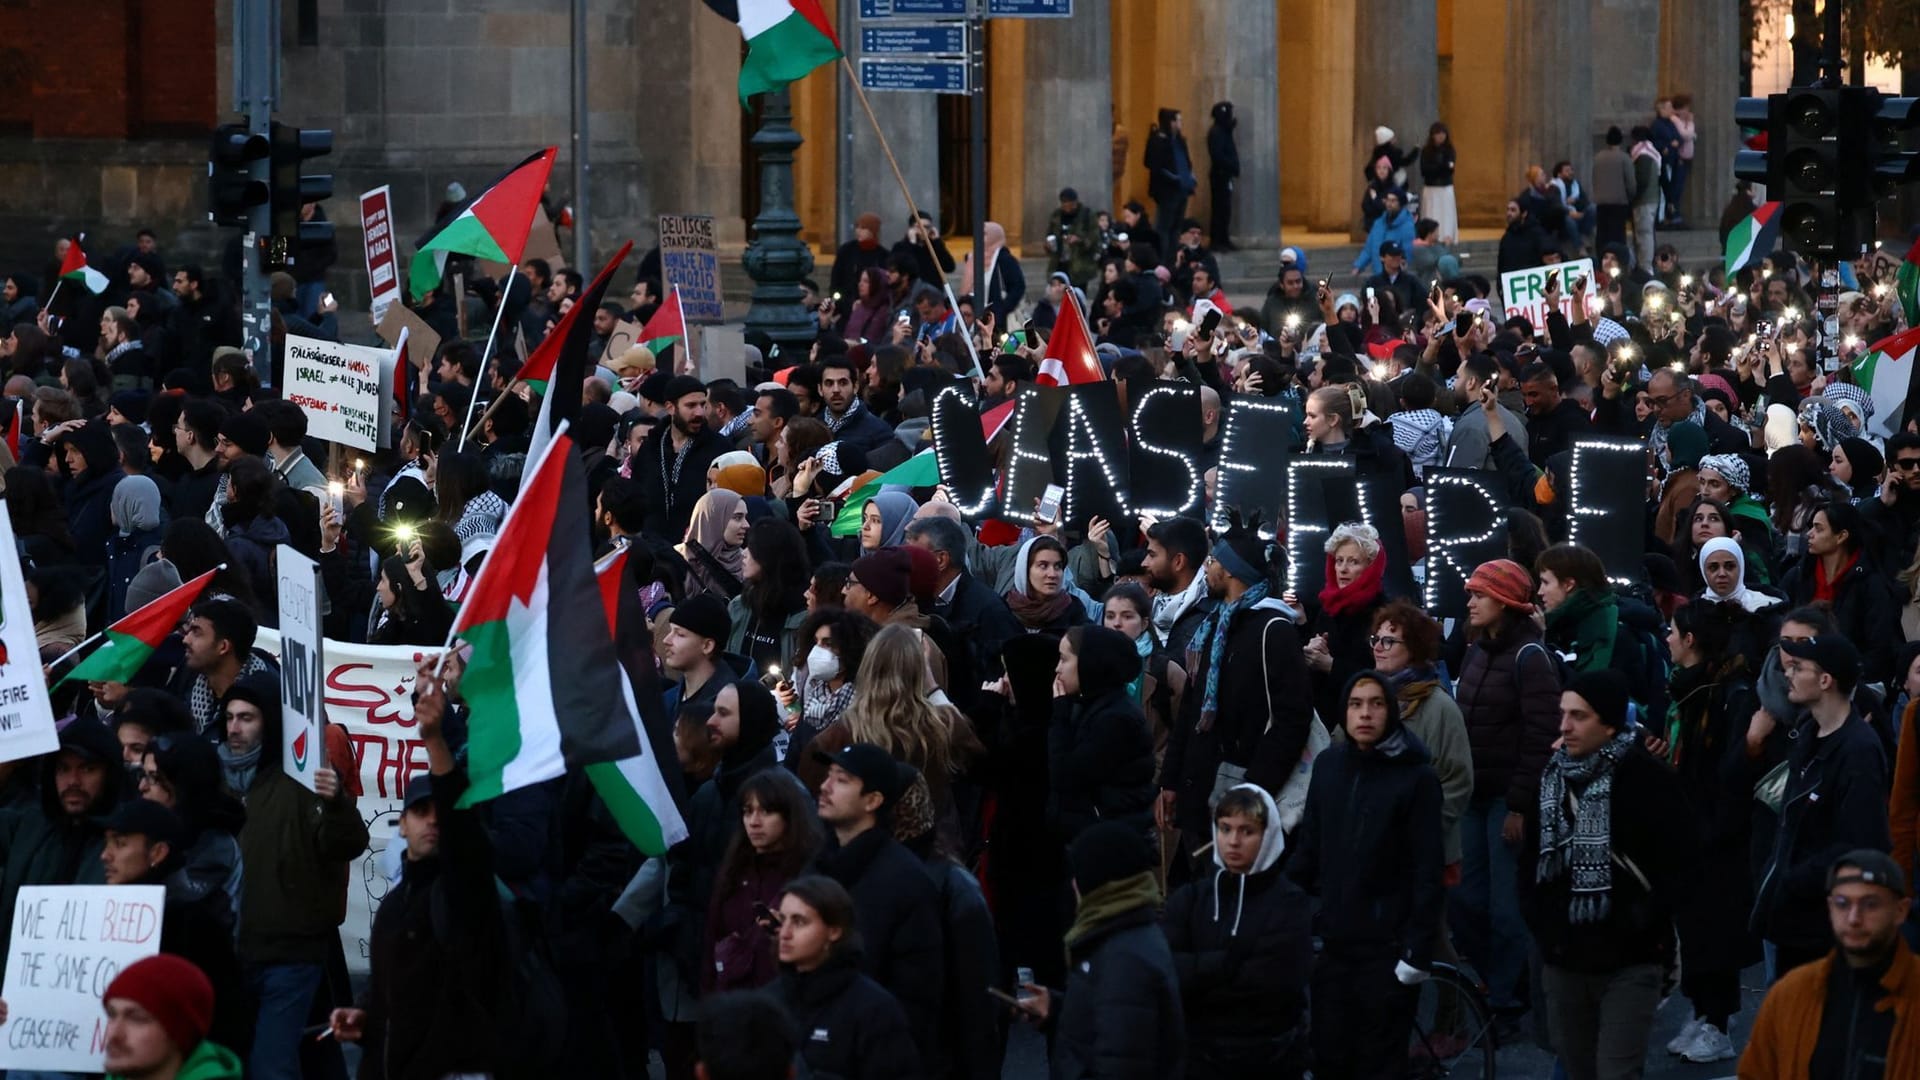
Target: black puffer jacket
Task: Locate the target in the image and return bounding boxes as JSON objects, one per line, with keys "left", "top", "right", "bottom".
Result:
{"left": 1049, "top": 626, "right": 1156, "bottom": 842}
{"left": 1454, "top": 619, "right": 1563, "bottom": 811}
{"left": 812, "top": 826, "right": 946, "bottom": 1064}
{"left": 779, "top": 951, "right": 924, "bottom": 1080}
{"left": 1286, "top": 673, "right": 1445, "bottom": 968}
{"left": 1752, "top": 712, "right": 1892, "bottom": 952}
{"left": 1048, "top": 907, "right": 1186, "bottom": 1080}
{"left": 1159, "top": 598, "right": 1315, "bottom": 836}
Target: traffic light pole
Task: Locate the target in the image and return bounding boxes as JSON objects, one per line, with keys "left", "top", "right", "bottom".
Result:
{"left": 233, "top": 0, "right": 279, "bottom": 387}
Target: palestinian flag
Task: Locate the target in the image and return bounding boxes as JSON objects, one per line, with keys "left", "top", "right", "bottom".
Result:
{"left": 522, "top": 241, "right": 633, "bottom": 395}
{"left": 1035, "top": 288, "right": 1105, "bottom": 386}
{"left": 639, "top": 285, "right": 687, "bottom": 359}
{"left": 392, "top": 327, "right": 412, "bottom": 425}
{"left": 56, "top": 568, "right": 218, "bottom": 688}
{"left": 1897, "top": 237, "right": 1920, "bottom": 329}
{"left": 702, "top": 0, "right": 843, "bottom": 104}
{"left": 829, "top": 449, "right": 941, "bottom": 537}
{"left": 1853, "top": 325, "right": 1920, "bottom": 439}
{"left": 57, "top": 238, "right": 108, "bottom": 295}
{"left": 1723, "top": 201, "right": 1781, "bottom": 278}
{"left": 584, "top": 547, "right": 690, "bottom": 855}
{"left": 448, "top": 427, "right": 644, "bottom": 807}
{"left": 524, "top": 242, "right": 632, "bottom": 488}
{"left": 408, "top": 148, "right": 558, "bottom": 301}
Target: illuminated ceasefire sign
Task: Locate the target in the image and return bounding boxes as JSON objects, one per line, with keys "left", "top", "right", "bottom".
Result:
{"left": 931, "top": 385, "right": 994, "bottom": 516}
{"left": 1568, "top": 438, "right": 1645, "bottom": 586}
{"left": 1285, "top": 458, "right": 1357, "bottom": 588}
{"left": 1005, "top": 389, "right": 1058, "bottom": 526}
{"left": 1127, "top": 383, "right": 1202, "bottom": 518}
{"left": 1059, "top": 390, "right": 1130, "bottom": 527}
{"left": 1212, "top": 396, "right": 1297, "bottom": 536}
{"left": 1423, "top": 470, "right": 1504, "bottom": 613}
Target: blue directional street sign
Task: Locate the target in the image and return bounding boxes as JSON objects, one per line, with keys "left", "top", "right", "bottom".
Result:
{"left": 858, "top": 57, "right": 970, "bottom": 94}
{"left": 860, "top": 23, "right": 968, "bottom": 55}
{"left": 987, "top": 0, "right": 1072, "bottom": 14}
{"left": 858, "top": 0, "right": 968, "bottom": 17}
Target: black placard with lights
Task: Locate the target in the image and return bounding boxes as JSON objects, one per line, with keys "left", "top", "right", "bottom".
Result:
{"left": 1055, "top": 382, "right": 1131, "bottom": 534}
{"left": 1211, "top": 394, "right": 1300, "bottom": 537}
{"left": 1002, "top": 385, "right": 1067, "bottom": 528}
{"left": 1422, "top": 467, "right": 1510, "bottom": 617}
{"left": 929, "top": 382, "right": 997, "bottom": 519}
{"left": 1567, "top": 437, "right": 1648, "bottom": 586}
{"left": 1285, "top": 457, "right": 1418, "bottom": 603}
{"left": 1126, "top": 380, "right": 1205, "bottom": 519}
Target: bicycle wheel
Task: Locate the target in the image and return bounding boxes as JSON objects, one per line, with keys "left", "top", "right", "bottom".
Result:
{"left": 1408, "top": 962, "right": 1497, "bottom": 1080}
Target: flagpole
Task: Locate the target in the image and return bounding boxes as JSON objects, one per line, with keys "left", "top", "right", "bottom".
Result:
{"left": 674, "top": 285, "right": 693, "bottom": 373}
{"left": 44, "top": 630, "right": 105, "bottom": 673}
{"left": 41, "top": 279, "right": 62, "bottom": 316}
{"left": 836, "top": 57, "right": 981, "bottom": 379}
{"left": 457, "top": 273, "right": 515, "bottom": 449}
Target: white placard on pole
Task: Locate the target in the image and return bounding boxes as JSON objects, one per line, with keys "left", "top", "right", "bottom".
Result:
{"left": 0, "top": 884, "right": 165, "bottom": 1072}
{"left": 276, "top": 546, "right": 325, "bottom": 793}
{"left": 0, "top": 507, "right": 58, "bottom": 764}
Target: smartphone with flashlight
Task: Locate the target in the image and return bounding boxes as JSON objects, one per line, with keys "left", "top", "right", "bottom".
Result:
{"left": 326, "top": 481, "right": 345, "bottom": 522}
{"left": 1197, "top": 309, "right": 1222, "bottom": 338}
{"left": 1035, "top": 483, "right": 1065, "bottom": 525}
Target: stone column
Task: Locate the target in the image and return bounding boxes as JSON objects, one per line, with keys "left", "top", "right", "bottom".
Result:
{"left": 1354, "top": 0, "right": 1439, "bottom": 235}
{"left": 1186, "top": 0, "right": 1280, "bottom": 246}
{"left": 1019, "top": 1, "right": 1114, "bottom": 250}
{"left": 846, "top": 88, "right": 939, "bottom": 244}
{"left": 632, "top": 1, "right": 743, "bottom": 249}
{"left": 1661, "top": 0, "right": 1740, "bottom": 225}
{"left": 1503, "top": 0, "right": 1593, "bottom": 204}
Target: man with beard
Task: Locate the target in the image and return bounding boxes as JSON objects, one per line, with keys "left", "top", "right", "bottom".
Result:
{"left": 1144, "top": 515, "right": 1214, "bottom": 655}
{"left": 816, "top": 354, "right": 895, "bottom": 453}
{"left": 0, "top": 717, "right": 125, "bottom": 940}
{"left": 636, "top": 375, "right": 729, "bottom": 539}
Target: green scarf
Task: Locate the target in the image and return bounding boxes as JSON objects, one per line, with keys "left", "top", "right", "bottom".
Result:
{"left": 1545, "top": 588, "right": 1618, "bottom": 672}
{"left": 1064, "top": 871, "right": 1162, "bottom": 953}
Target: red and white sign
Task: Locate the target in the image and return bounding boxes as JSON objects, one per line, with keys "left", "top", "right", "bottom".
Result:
{"left": 360, "top": 186, "right": 401, "bottom": 324}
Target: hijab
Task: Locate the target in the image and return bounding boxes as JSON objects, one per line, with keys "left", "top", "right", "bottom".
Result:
{"left": 111, "top": 474, "right": 164, "bottom": 536}
{"left": 867, "top": 491, "right": 919, "bottom": 552}
{"left": 1696, "top": 536, "right": 1770, "bottom": 612}
{"left": 1004, "top": 536, "right": 1074, "bottom": 628}
{"left": 683, "top": 489, "right": 747, "bottom": 579}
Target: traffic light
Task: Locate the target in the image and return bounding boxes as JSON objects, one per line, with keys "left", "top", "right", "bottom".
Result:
{"left": 1872, "top": 95, "right": 1920, "bottom": 197}
{"left": 267, "top": 122, "right": 333, "bottom": 270}
{"left": 207, "top": 124, "right": 269, "bottom": 228}
{"left": 1773, "top": 87, "right": 1847, "bottom": 256}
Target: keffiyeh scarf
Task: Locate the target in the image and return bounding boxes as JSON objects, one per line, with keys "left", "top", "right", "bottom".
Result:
{"left": 1537, "top": 727, "right": 1638, "bottom": 924}
{"left": 1186, "top": 580, "right": 1269, "bottom": 733}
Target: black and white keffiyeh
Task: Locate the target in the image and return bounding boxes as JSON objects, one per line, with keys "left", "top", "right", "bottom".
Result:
{"left": 1536, "top": 727, "right": 1637, "bottom": 924}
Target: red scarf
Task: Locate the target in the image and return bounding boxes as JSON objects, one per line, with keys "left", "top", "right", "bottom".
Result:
{"left": 1318, "top": 551, "right": 1387, "bottom": 617}
{"left": 1813, "top": 549, "right": 1861, "bottom": 605}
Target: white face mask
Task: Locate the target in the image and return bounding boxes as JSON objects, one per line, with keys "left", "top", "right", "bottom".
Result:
{"left": 806, "top": 645, "right": 841, "bottom": 682}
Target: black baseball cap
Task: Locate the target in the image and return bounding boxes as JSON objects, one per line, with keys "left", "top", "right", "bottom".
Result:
{"left": 1780, "top": 635, "right": 1862, "bottom": 694}
{"left": 402, "top": 774, "right": 434, "bottom": 812}
{"left": 1828, "top": 849, "right": 1907, "bottom": 897}
{"left": 103, "top": 799, "right": 184, "bottom": 849}
{"left": 1380, "top": 241, "right": 1405, "bottom": 258}
{"left": 812, "top": 742, "right": 907, "bottom": 807}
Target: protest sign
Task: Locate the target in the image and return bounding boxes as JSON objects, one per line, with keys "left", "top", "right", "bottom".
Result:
{"left": 1002, "top": 386, "right": 1065, "bottom": 526}
{"left": 376, "top": 303, "right": 441, "bottom": 374}
{"left": 359, "top": 186, "right": 401, "bottom": 325}
{"left": 278, "top": 547, "right": 326, "bottom": 793}
{"left": 1126, "top": 381, "right": 1205, "bottom": 519}
{"left": 604, "top": 319, "right": 644, "bottom": 362}
{"left": 930, "top": 384, "right": 995, "bottom": 517}
{"left": 659, "top": 214, "right": 724, "bottom": 324}
{"left": 1568, "top": 437, "right": 1649, "bottom": 586}
{"left": 0, "top": 508, "right": 57, "bottom": 765}
{"left": 1286, "top": 458, "right": 1355, "bottom": 599}
{"left": 283, "top": 336, "right": 391, "bottom": 451}
{"left": 1499, "top": 257, "right": 1597, "bottom": 335}
{"left": 1212, "top": 395, "right": 1299, "bottom": 536}
{"left": 1056, "top": 383, "right": 1129, "bottom": 532}
{"left": 0, "top": 885, "right": 165, "bottom": 1072}
{"left": 1421, "top": 468, "right": 1510, "bottom": 616}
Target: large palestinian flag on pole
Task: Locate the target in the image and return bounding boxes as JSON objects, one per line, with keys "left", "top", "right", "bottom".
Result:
{"left": 702, "top": 0, "right": 843, "bottom": 103}
{"left": 1723, "top": 201, "right": 1781, "bottom": 278}
{"left": 1854, "top": 325, "right": 1920, "bottom": 439}
{"left": 447, "top": 427, "right": 643, "bottom": 807}
{"left": 56, "top": 569, "right": 218, "bottom": 687}
{"left": 408, "top": 148, "right": 558, "bottom": 300}
{"left": 584, "top": 547, "right": 690, "bottom": 855}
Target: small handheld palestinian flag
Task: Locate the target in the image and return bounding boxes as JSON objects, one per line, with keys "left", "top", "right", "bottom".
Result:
{"left": 54, "top": 568, "right": 220, "bottom": 687}
{"left": 1723, "top": 201, "right": 1781, "bottom": 278}
{"left": 702, "top": 0, "right": 843, "bottom": 104}
{"left": 409, "top": 148, "right": 558, "bottom": 301}
{"left": 57, "top": 237, "right": 109, "bottom": 295}
{"left": 1897, "top": 237, "right": 1920, "bottom": 328}
{"left": 639, "top": 285, "right": 688, "bottom": 359}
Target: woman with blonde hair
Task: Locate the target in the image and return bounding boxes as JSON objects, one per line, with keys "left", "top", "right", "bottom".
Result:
{"left": 799, "top": 622, "right": 977, "bottom": 812}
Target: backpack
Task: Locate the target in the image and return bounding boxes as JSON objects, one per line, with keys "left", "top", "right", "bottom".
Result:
{"left": 430, "top": 879, "right": 569, "bottom": 1079}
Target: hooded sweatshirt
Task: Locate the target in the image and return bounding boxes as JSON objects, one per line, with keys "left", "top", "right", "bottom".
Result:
{"left": 1048, "top": 626, "right": 1156, "bottom": 842}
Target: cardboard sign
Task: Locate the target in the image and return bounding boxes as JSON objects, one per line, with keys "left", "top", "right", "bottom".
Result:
{"left": 1421, "top": 468, "right": 1510, "bottom": 616}
{"left": 1126, "top": 381, "right": 1205, "bottom": 518}
{"left": 283, "top": 336, "right": 392, "bottom": 452}
{"left": 0, "top": 885, "right": 165, "bottom": 1072}
{"left": 0, "top": 507, "right": 57, "bottom": 764}
{"left": 1499, "top": 257, "right": 1598, "bottom": 334}
{"left": 1567, "top": 437, "right": 1649, "bottom": 586}
{"left": 1212, "top": 395, "right": 1299, "bottom": 537}
{"left": 930, "top": 384, "right": 995, "bottom": 517}
{"left": 659, "top": 214, "right": 724, "bottom": 324}
{"left": 277, "top": 546, "right": 326, "bottom": 793}
{"left": 1056, "top": 383, "right": 1129, "bottom": 533}
{"left": 376, "top": 304, "right": 441, "bottom": 374}
{"left": 359, "top": 186, "right": 402, "bottom": 325}
{"left": 1003, "top": 386, "right": 1065, "bottom": 527}
{"left": 604, "top": 319, "right": 644, "bottom": 363}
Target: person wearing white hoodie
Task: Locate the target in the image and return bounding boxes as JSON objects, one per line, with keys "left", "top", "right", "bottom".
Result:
{"left": 1161, "top": 783, "right": 1313, "bottom": 1078}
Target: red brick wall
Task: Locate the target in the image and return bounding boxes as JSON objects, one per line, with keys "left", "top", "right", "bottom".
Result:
{"left": 0, "top": 0, "right": 214, "bottom": 139}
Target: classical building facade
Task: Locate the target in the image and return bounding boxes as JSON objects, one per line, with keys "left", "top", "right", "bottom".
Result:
{"left": 0, "top": 0, "right": 1739, "bottom": 276}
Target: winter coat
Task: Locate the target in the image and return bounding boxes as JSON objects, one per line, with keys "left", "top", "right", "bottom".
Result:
{"left": 1776, "top": 551, "right": 1903, "bottom": 685}
{"left": 779, "top": 952, "right": 924, "bottom": 1080}
{"left": 1670, "top": 665, "right": 1763, "bottom": 975}
{"left": 1444, "top": 400, "right": 1530, "bottom": 473}
{"left": 1591, "top": 146, "right": 1634, "bottom": 206}
{"left": 238, "top": 768, "right": 370, "bottom": 965}
{"left": 0, "top": 719, "right": 125, "bottom": 940}
{"left": 919, "top": 849, "right": 1003, "bottom": 1080}
{"left": 1159, "top": 598, "right": 1316, "bottom": 836}
{"left": 812, "top": 826, "right": 947, "bottom": 1064}
{"left": 1144, "top": 128, "right": 1196, "bottom": 204}
{"left": 1048, "top": 905, "right": 1186, "bottom": 1080}
{"left": 1497, "top": 219, "right": 1550, "bottom": 281}
{"left": 224, "top": 513, "right": 290, "bottom": 618}
{"left": 359, "top": 770, "right": 507, "bottom": 1080}
{"left": 1287, "top": 695, "right": 1445, "bottom": 968}
{"left": 1049, "top": 628, "right": 1156, "bottom": 842}
{"left": 931, "top": 570, "right": 1024, "bottom": 679}
{"left": 1161, "top": 785, "right": 1312, "bottom": 1075}
{"left": 1352, "top": 208, "right": 1416, "bottom": 277}
{"left": 822, "top": 402, "right": 898, "bottom": 455}
{"left": 1737, "top": 937, "right": 1920, "bottom": 1080}
{"left": 106, "top": 524, "right": 167, "bottom": 622}
{"left": 1753, "top": 712, "right": 1892, "bottom": 952}
{"left": 1336, "top": 679, "right": 1475, "bottom": 864}
{"left": 1519, "top": 744, "right": 1692, "bottom": 973}
{"left": 703, "top": 855, "right": 791, "bottom": 993}
{"left": 635, "top": 425, "right": 732, "bottom": 541}
{"left": 830, "top": 240, "right": 890, "bottom": 305}
{"left": 1455, "top": 621, "right": 1563, "bottom": 811}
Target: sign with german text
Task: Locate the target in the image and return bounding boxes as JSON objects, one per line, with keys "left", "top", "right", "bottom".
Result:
{"left": 0, "top": 885, "right": 165, "bottom": 1073}
{"left": 658, "top": 214, "right": 723, "bottom": 324}
{"left": 284, "top": 335, "right": 391, "bottom": 452}
{"left": 359, "top": 186, "right": 401, "bottom": 325}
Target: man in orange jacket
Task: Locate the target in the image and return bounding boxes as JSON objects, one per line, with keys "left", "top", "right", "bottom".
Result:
{"left": 1740, "top": 850, "right": 1920, "bottom": 1078}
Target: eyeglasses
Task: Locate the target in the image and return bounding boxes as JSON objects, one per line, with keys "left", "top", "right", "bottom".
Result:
{"left": 1645, "top": 394, "right": 1676, "bottom": 409}
{"left": 1368, "top": 635, "right": 1404, "bottom": 649}
{"left": 1829, "top": 893, "right": 1892, "bottom": 916}
{"left": 1894, "top": 458, "right": 1920, "bottom": 471}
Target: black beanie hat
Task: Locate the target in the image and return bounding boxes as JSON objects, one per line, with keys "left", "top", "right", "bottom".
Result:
{"left": 1069, "top": 820, "right": 1156, "bottom": 896}
{"left": 1568, "top": 669, "right": 1631, "bottom": 730}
